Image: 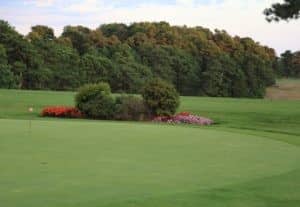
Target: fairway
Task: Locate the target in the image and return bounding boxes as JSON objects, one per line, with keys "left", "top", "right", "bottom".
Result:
{"left": 1, "top": 89, "right": 300, "bottom": 206}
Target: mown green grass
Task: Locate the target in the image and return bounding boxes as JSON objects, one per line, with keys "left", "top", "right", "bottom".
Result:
{"left": 0, "top": 89, "right": 300, "bottom": 207}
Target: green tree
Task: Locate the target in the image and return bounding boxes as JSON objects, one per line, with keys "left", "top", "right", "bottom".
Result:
{"left": 31, "top": 38, "right": 82, "bottom": 90}
{"left": 80, "top": 52, "right": 113, "bottom": 84}
{"left": 0, "top": 20, "right": 44, "bottom": 89}
{"left": 107, "top": 44, "right": 152, "bottom": 93}
{"left": 27, "top": 25, "right": 55, "bottom": 41}
{"left": 137, "top": 44, "right": 174, "bottom": 82}
{"left": 100, "top": 23, "right": 129, "bottom": 41}
{"left": 0, "top": 19, "right": 277, "bottom": 98}
{"left": 279, "top": 50, "right": 300, "bottom": 77}
{"left": 62, "top": 26, "right": 92, "bottom": 55}
{"left": 142, "top": 78, "right": 180, "bottom": 116}
{"left": 48, "top": 44, "right": 81, "bottom": 90}
{"left": 292, "top": 51, "right": 300, "bottom": 77}
{"left": 0, "top": 44, "right": 16, "bottom": 88}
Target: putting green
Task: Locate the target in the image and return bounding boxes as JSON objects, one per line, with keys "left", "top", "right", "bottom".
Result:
{"left": 1, "top": 119, "right": 299, "bottom": 207}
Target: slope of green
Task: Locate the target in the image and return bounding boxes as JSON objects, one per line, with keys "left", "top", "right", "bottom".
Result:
{"left": 0, "top": 89, "right": 300, "bottom": 207}
{"left": 1, "top": 89, "right": 299, "bottom": 136}
{"left": 181, "top": 96, "right": 300, "bottom": 136}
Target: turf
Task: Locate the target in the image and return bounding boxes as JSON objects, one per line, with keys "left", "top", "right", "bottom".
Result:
{"left": 0, "top": 88, "right": 300, "bottom": 207}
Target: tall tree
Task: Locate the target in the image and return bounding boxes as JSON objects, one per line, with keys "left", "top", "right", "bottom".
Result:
{"left": 27, "top": 25, "right": 55, "bottom": 41}
{"left": 0, "top": 44, "right": 16, "bottom": 88}
{"left": 279, "top": 50, "right": 300, "bottom": 77}
{"left": 0, "top": 20, "right": 43, "bottom": 89}
{"left": 62, "top": 26, "right": 92, "bottom": 55}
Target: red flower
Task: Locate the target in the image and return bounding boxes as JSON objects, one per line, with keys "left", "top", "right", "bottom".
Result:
{"left": 41, "top": 106, "right": 83, "bottom": 118}
{"left": 177, "top": 112, "right": 191, "bottom": 116}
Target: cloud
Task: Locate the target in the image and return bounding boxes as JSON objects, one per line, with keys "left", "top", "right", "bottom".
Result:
{"left": 2, "top": 0, "right": 300, "bottom": 54}
{"left": 64, "top": 0, "right": 107, "bottom": 13}
{"left": 24, "top": 0, "right": 56, "bottom": 7}
{"left": 176, "top": 0, "right": 195, "bottom": 6}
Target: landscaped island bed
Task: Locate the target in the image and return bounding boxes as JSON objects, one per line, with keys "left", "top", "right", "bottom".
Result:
{"left": 0, "top": 89, "right": 300, "bottom": 207}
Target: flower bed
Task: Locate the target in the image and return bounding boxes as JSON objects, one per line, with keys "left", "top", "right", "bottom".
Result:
{"left": 153, "top": 112, "right": 214, "bottom": 126}
{"left": 41, "top": 106, "right": 83, "bottom": 118}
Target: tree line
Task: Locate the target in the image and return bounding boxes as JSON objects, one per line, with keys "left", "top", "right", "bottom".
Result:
{"left": 277, "top": 50, "right": 300, "bottom": 78}
{"left": 0, "top": 19, "right": 293, "bottom": 98}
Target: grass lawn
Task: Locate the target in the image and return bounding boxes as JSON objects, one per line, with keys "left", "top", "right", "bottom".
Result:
{"left": 0, "top": 87, "right": 300, "bottom": 207}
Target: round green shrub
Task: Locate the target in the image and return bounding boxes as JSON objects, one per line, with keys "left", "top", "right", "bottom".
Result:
{"left": 115, "top": 95, "right": 149, "bottom": 121}
{"left": 75, "top": 83, "right": 115, "bottom": 119}
{"left": 142, "top": 78, "right": 180, "bottom": 116}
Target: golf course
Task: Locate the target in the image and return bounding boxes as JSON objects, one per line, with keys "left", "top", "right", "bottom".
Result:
{"left": 1, "top": 0, "right": 300, "bottom": 205}
{"left": 1, "top": 79, "right": 300, "bottom": 207}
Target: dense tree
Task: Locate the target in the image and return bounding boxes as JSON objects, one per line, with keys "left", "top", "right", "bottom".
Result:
{"left": 0, "top": 20, "right": 44, "bottom": 89}
{"left": 100, "top": 23, "right": 129, "bottom": 41}
{"left": 27, "top": 25, "right": 55, "bottom": 41}
{"left": 98, "top": 44, "right": 152, "bottom": 93}
{"left": 264, "top": 0, "right": 300, "bottom": 21}
{"left": 61, "top": 26, "right": 92, "bottom": 55}
{"left": 0, "top": 44, "right": 16, "bottom": 88}
{"left": 29, "top": 33, "right": 82, "bottom": 90}
{"left": 200, "top": 54, "right": 248, "bottom": 97}
{"left": 0, "top": 20, "right": 278, "bottom": 97}
{"left": 278, "top": 50, "right": 300, "bottom": 77}
{"left": 292, "top": 51, "right": 300, "bottom": 77}
{"left": 80, "top": 51, "right": 112, "bottom": 84}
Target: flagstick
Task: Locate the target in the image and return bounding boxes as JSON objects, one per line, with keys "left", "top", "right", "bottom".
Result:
{"left": 28, "top": 107, "right": 33, "bottom": 135}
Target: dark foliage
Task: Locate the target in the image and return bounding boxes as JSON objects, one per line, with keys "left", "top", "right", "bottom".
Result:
{"left": 115, "top": 95, "right": 149, "bottom": 121}
{"left": 277, "top": 50, "right": 300, "bottom": 78}
{"left": 75, "top": 83, "right": 115, "bottom": 119}
{"left": 142, "top": 78, "right": 180, "bottom": 116}
{"left": 264, "top": 0, "right": 300, "bottom": 22}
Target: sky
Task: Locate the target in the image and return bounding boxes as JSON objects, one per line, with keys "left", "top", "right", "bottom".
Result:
{"left": 0, "top": 0, "right": 299, "bottom": 54}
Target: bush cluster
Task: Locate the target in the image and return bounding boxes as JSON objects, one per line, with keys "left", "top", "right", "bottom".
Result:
{"left": 74, "top": 80, "right": 180, "bottom": 120}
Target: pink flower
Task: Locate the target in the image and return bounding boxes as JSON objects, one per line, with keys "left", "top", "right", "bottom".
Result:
{"left": 152, "top": 112, "right": 214, "bottom": 126}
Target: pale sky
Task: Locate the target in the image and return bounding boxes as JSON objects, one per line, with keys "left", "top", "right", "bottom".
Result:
{"left": 0, "top": 0, "right": 299, "bottom": 54}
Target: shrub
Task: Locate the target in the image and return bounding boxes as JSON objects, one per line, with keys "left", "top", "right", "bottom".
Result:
{"left": 75, "top": 83, "right": 116, "bottom": 119}
{"left": 114, "top": 95, "right": 149, "bottom": 121}
{"left": 142, "top": 78, "right": 180, "bottom": 116}
{"left": 41, "top": 106, "right": 82, "bottom": 118}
